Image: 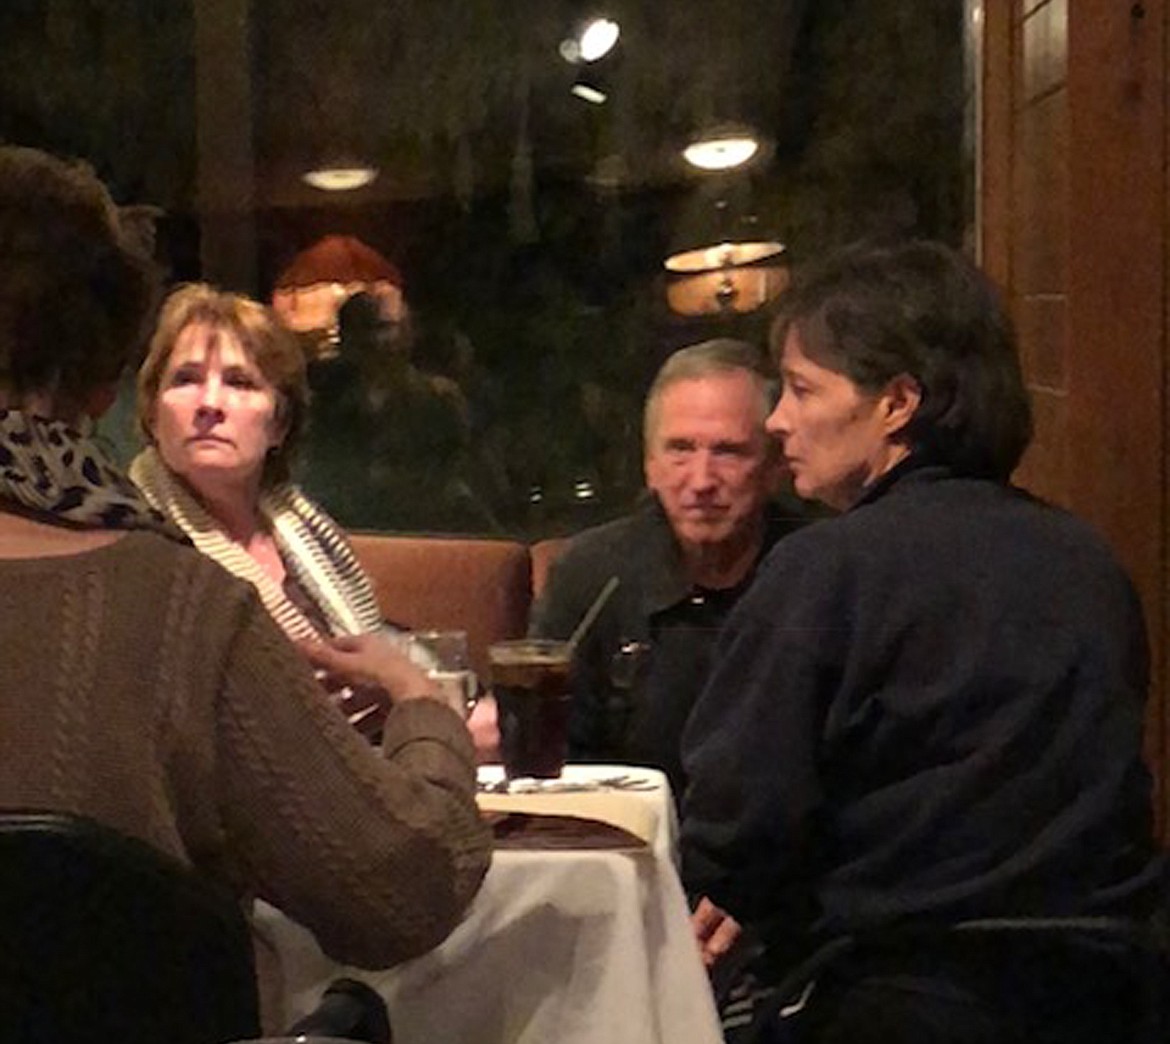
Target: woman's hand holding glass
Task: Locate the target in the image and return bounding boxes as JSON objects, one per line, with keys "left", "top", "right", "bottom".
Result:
{"left": 299, "top": 632, "right": 443, "bottom": 738}
{"left": 404, "top": 629, "right": 478, "bottom": 719}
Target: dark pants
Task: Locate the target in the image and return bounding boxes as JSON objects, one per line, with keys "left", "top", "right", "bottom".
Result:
{"left": 753, "top": 935, "right": 1153, "bottom": 1044}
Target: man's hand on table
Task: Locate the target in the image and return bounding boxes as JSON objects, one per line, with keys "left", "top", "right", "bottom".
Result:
{"left": 691, "top": 896, "right": 742, "bottom": 970}
{"left": 467, "top": 694, "right": 501, "bottom": 763}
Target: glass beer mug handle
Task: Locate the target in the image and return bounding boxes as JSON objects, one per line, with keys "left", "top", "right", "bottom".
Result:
{"left": 424, "top": 666, "right": 477, "bottom": 719}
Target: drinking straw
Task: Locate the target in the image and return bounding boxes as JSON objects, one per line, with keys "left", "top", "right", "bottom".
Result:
{"left": 567, "top": 576, "right": 620, "bottom": 653}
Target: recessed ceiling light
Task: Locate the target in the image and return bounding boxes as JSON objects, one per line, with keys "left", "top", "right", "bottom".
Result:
{"left": 571, "top": 82, "right": 608, "bottom": 105}
{"left": 559, "top": 16, "right": 620, "bottom": 63}
{"left": 302, "top": 166, "right": 378, "bottom": 192}
{"left": 579, "top": 18, "right": 620, "bottom": 61}
{"left": 682, "top": 134, "right": 760, "bottom": 172}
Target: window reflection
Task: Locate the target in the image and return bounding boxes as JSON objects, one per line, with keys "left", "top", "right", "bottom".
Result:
{"left": 2, "top": 0, "right": 965, "bottom": 537}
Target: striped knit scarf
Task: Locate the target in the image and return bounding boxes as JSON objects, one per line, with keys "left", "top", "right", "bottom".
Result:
{"left": 129, "top": 447, "right": 383, "bottom": 642}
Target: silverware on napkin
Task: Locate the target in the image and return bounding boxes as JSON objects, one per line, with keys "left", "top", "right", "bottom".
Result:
{"left": 478, "top": 775, "right": 657, "bottom": 795}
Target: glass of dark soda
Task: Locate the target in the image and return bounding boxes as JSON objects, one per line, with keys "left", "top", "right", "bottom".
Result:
{"left": 489, "top": 639, "right": 573, "bottom": 779}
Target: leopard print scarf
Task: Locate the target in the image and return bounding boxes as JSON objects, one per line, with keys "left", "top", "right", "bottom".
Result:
{"left": 0, "top": 409, "right": 177, "bottom": 536}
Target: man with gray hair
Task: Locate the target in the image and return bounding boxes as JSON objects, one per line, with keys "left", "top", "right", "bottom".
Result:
{"left": 531, "top": 338, "right": 813, "bottom": 799}
{"left": 474, "top": 338, "right": 816, "bottom": 1004}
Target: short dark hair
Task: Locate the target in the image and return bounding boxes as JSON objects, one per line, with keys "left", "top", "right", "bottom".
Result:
{"left": 137, "top": 283, "right": 308, "bottom": 488}
{"left": 770, "top": 240, "right": 1032, "bottom": 480}
{"left": 0, "top": 146, "right": 159, "bottom": 406}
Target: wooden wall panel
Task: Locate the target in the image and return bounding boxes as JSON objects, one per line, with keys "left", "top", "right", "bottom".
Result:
{"left": 982, "top": 0, "right": 1168, "bottom": 834}
{"left": 1018, "top": 0, "right": 1067, "bottom": 100}
{"left": 1011, "top": 91, "right": 1067, "bottom": 296}
{"left": 1065, "top": 0, "right": 1166, "bottom": 825}
{"left": 1015, "top": 293, "right": 1066, "bottom": 389}
{"left": 980, "top": 1, "right": 1014, "bottom": 284}
{"left": 1006, "top": 1, "right": 1071, "bottom": 508}
{"left": 1012, "top": 385, "right": 1068, "bottom": 502}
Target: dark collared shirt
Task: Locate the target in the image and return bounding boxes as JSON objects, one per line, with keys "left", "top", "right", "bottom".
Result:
{"left": 530, "top": 494, "right": 813, "bottom": 798}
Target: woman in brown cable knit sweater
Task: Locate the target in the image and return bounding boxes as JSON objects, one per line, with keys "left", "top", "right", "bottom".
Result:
{"left": 0, "top": 146, "right": 489, "bottom": 996}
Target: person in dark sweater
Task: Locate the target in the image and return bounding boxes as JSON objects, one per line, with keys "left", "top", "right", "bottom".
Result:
{"left": 680, "top": 240, "right": 1166, "bottom": 1043}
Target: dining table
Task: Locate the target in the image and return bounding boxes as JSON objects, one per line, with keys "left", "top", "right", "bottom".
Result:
{"left": 254, "top": 763, "right": 724, "bottom": 1044}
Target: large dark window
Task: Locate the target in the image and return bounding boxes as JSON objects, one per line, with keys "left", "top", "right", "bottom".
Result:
{"left": 1, "top": 0, "right": 966, "bottom": 537}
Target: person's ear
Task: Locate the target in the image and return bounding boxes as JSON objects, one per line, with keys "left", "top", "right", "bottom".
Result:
{"left": 270, "top": 396, "right": 293, "bottom": 450}
{"left": 880, "top": 374, "right": 922, "bottom": 439}
{"left": 643, "top": 451, "right": 660, "bottom": 494}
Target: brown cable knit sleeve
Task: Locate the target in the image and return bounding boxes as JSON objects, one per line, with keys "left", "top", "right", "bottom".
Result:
{"left": 212, "top": 596, "right": 491, "bottom": 968}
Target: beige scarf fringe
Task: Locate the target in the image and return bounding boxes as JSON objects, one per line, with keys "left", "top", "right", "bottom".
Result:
{"left": 129, "top": 448, "right": 382, "bottom": 642}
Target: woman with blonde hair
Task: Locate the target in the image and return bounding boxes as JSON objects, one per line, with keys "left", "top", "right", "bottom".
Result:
{"left": 132, "top": 283, "right": 384, "bottom": 642}
{"left": 130, "top": 284, "right": 408, "bottom": 734}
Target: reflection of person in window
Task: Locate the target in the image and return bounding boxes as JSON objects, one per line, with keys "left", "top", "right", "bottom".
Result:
{"left": 302, "top": 291, "right": 496, "bottom": 532}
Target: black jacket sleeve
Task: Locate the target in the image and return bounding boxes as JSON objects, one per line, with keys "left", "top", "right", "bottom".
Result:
{"left": 679, "top": 527, "right": 850, "bottom": 927}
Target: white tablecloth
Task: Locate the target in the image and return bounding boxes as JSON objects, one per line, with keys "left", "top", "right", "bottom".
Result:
{"left": 256, "top": 765, "right": 722, "bottom": 1044}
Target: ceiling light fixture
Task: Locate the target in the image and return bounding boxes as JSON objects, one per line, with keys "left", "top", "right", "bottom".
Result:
{"left": 664, "top": 240, "right": 788, "bottom": 316}
{"left": 559, "top": 16, "right": 620, "bottom": 63}
{"left": 664, "top": 240, "right": 785, "bottom": 274}
{"left": 271, "top": 234, "right": 404, "bottom": 353}
{"left": 682, "top": 132, "right": 760, "bottom": 172}
{"left": 579, "top": 18, "right": 620, "bottom": 61}
{"left": 301, "top": 165, "right": 378, "bottom": 192}
{"left": 664, "top": 191, "right": 787, "bottom": 315}
{"left": 570, "top": 81, "right": 608, "bottom": 105}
